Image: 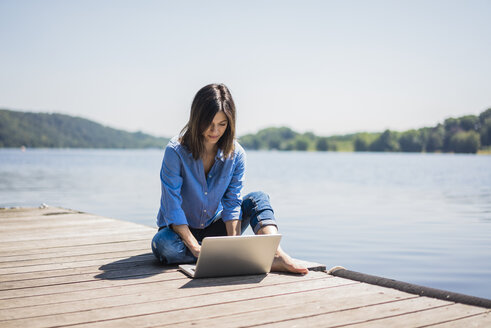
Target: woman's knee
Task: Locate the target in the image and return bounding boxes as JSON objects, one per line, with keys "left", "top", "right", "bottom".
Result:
{"left": 243, "top": 191, "right": 270, "bottom": 203}
{"left": 151, "top": 227, "right": 195, "bottom": 264}
{"left": 241, "top": 191, "right": 277, "bottom": 234}
{"left": 242, "top": 191, "right": 272, "bottom": 212}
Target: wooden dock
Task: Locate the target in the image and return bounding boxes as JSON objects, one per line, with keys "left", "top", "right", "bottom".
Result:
{"left": 0, "top": 206, "right": 489, "bottom": 327}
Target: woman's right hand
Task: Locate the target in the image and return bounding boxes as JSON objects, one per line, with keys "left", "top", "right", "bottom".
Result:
{"left": 190, "top": 244, "right": 201, "bottom": 258}
{"left": 172, "top": 224, "right": 201, "bottom": 258}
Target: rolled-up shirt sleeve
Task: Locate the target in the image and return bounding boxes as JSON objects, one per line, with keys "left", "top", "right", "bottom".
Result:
{"left": 221, "top": 149, "right": 246, "bottom": 222}
{"left": 160, "top": 146, "right": 188, "bottom": 227}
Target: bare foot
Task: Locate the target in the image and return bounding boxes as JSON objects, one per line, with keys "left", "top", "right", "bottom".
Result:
{"left": 271, "top": 250, "right": 309, "bottom": 275}
{"left": 256, "top": 226, "right": 309, "bottom": 275}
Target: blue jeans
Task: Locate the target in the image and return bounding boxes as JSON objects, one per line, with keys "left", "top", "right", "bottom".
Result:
{"left": 151, "top": 191, "right": 277, "bottom": 264}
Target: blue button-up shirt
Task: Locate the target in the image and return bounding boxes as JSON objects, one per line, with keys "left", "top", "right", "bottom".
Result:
{"left": 157, "top": 136, "right": 246, "bottom": 229}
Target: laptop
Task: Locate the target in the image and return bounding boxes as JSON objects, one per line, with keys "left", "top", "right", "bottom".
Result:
{"left": 178, "top": 234, "right": 281, "bottom": 278}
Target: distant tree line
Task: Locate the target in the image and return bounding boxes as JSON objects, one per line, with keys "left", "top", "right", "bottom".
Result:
{"left": 0, "top": 109, "right": 168, "bottom": 148}
{"left": 239, "top": 108, "right": 491, "bottom": 154}
{"left": 239, "top": 127, "right": 332, "bottom": 151}
{"left": 2, "top": 107, "right": 489, "bottom": 153}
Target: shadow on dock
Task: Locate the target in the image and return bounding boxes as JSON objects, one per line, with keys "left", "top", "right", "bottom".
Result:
{"left": 179, "top": 273, "right": 267, "bottom": 289}
{"left": 95, "top": 253, "right": 178, "bottom": 280}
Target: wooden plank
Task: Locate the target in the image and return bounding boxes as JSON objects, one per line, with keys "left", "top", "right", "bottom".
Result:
{"left": 0, "top": 256, "right": 164, "bottom": 283}
{"left": 47, "top": 281, "right": 415, "bottom": 328}
{"left": 423, "top": 311, "right": 491, "bottom": 327}
{"left": 0, "top": 209, "right": 153, "bottom": 236}
{"left": 0, "top": 224, "right": 152, "bottom": 243}
{"left": 0, "top": 210, "right": 140, "bottom": 231}
{"left": 0, "top": 273, "right": 353, "bottom": 327}
{"left": 0, "top": 270, "right": 328, "bottom": 310}
{"left": 0, "top": 252, "right": 159, "bottom": 276}
{"left": 0, "top": 249, "right": 153, "bottom": 269}
{"left": 0, "top": 265, "right": 176, "bottom": 291}
{"left": 345, "top": 304, "right": 489, "bottom": 327}
{"left": 156, "top": 282, "right": 415, "bottom": 328}
{"left": 0, "top": 231, "right": 152, "bottom": 252}
{"left": 217, "top": 297, "right": 452, "bottom": 328}
{"left": 0, "top": 207, "right": 488, "bottom": 328}
{"left": 0, "top": 239, "right": 150, "bottom": 259}
{"left": 0, "top": 278, "right": 332, "bottom": 321}
{"left": 0, "top": 217, "right": 146, "bottom": 233}
{"left": 0, "top": 224, "right": 137, "bottom": 240}
{"left": 0, "top": 252, "right": 162, "bottom": 289}
{"left": 0, "top": 215, "right": 119, "bottom": 231}
{"left": 0, "top": 264, "right": 184, "bottom": 299}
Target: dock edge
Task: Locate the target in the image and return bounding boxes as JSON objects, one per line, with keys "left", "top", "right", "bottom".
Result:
{"left": 328, "top": 267, "right": 491, "bottom": 309}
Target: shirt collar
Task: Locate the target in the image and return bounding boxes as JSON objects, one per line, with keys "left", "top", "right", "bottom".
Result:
{"left": 215, "top": 148, "right": 225, "bottom": 162}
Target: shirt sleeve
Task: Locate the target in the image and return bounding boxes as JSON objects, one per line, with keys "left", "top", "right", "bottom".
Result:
{"left": 159, "top": 145, "right": 188, "bottom": 226}
{"left": 221, "top": 148, "right": 246, "bottom": 222}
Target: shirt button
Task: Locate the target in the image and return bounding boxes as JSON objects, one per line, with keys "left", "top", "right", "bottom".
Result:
{"left": 201, "top": 223, "right": 204, "bottom": 227}
{"left": 203, "top": 209, "right": 207, "bottom": 213}
{"left": 209, "top": 175, "right": 212, "bottom": 178}
{"left": 204, "top": 192, "right": 208, "bottom": 195}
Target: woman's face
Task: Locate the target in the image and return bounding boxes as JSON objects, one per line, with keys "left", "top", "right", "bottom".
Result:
{"left": 202, "top": 111, "right": 228, "bottom": 145}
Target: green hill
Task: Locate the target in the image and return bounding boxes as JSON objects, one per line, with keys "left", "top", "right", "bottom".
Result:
{"left": 239, "top": 108, "right": 491, "bottom": 154}
{"left": 2, "top": 107, "right": 490, "bottom": 153}
{"left": 0, "top": 109, "right": 168, "bottom": 148}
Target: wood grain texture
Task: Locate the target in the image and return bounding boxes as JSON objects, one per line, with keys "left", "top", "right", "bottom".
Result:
{"left": 0, "top": 207, "right": 488, "bottom": 328}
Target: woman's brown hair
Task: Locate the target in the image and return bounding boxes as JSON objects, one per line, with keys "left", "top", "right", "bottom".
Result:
{"left": 180, "top": 84, "right": 236, "bottom": 159}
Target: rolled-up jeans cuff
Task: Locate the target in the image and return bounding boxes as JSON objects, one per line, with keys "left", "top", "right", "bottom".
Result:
{"left": 252, "top": 209, "right": 277, "bottom": 234}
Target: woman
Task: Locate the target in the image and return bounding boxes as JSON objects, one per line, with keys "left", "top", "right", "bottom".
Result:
{"left": 151, "top": 83, "right": 308, "bottom": 274}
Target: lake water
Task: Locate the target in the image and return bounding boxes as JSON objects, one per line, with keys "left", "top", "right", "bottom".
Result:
{"left": 1, "top": 149, "right": 490, "bottom": 299}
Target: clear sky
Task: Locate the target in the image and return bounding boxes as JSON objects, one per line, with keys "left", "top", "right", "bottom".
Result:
{"left": 1, "top": 0, "right": 490, "bottom": 137}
